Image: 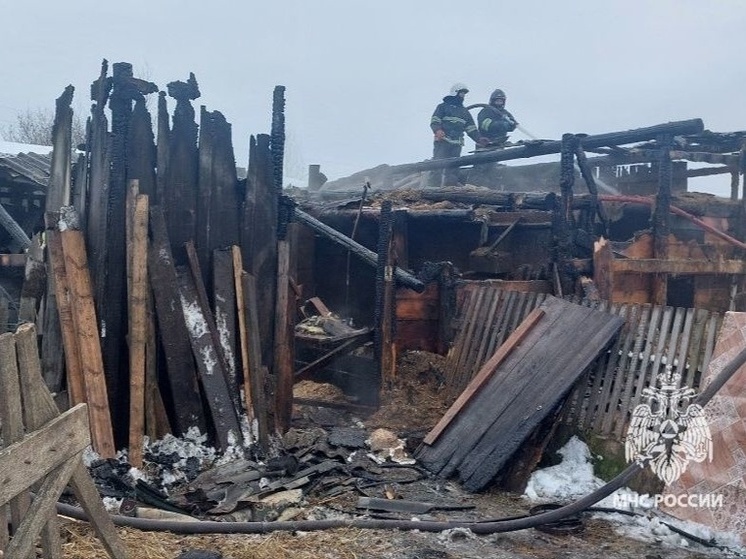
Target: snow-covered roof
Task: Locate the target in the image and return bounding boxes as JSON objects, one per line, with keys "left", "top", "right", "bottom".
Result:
{"left": 0, "top": 140, "right": 53, "bottom": 156}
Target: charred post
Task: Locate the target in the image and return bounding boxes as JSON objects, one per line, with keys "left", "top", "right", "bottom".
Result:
{"left": 652, "top": 134, "right": 674, "bottom": 305}
{"left": 165, "top": 73, "right": 200, "bottom": 263}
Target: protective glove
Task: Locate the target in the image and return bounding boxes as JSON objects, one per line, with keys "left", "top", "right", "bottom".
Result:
{"left": 477, "top": 137, "right": 490, "bottom": 147}
{"left": 434, "top": 129, "right": 446, "bottom": 141}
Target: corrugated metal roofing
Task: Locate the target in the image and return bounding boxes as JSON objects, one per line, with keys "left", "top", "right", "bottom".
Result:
{"left": 0, "top": 152, "right": 51, "bottom": 187}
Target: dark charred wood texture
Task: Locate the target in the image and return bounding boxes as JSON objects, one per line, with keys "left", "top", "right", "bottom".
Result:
{"left": 42, "top": 86, "right": 74, "bottom": 392}
{"left": 243, "top": 134, "right": 277, "bottom": 372}
{"left": 126, "top": 98, "right": 157, "bottom": 200}
{"left": 212, "top": 247, "right": 241, "bottom": 413}
{"left": 197, "top": 108, "right": 240, "bottom": 279}
{"left": 156, "top": 91, "right": 170, "bottom": 206}
{"left": 416, "top": 296, "right": 623, "bottom": 492}
{"left": 177, "top": 265, "right": 242, "bottom": 450}
{"left": 165, "top": 73, "right": 200, "bottom": 263}
{"left": 148, "top": 206, "right": 205, "bottom": 436}
{"left": 390, "top": 119, "right": 705, "bottom": 174}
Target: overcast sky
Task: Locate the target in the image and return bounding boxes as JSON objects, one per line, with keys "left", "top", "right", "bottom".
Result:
{"left": 2, "top": 1, "right": 744, "bottom": 193}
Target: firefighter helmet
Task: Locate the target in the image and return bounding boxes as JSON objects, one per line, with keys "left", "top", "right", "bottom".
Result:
{"left": 490, "top": 89, "right": 507, "bottom": 102}
{"left": 449, "top": 82, "right": 469, "bottom": 95}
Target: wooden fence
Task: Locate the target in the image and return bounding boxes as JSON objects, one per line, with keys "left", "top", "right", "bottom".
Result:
{"left": 443, "top": 284, "right": 723, "bottom": 439}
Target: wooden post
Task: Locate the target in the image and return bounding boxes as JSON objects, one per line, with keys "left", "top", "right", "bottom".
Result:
{"left": 232, "top": 247, "right": 254, "bottom": 422}
{"left": 273, "top": 239, "right": 294, "bottom": 433}
{"left": 0, "top": 333, "right": 31, "bottom": 538}
{"left": 60, "top": 229, "right": 116, "bottom": 458}
{"left": 41, "top": 86, "right": 75, "bottom": 396}
{"left": 375, "top": 201, "right": 396, "bottom": 385}
{"left": 47, "top": 228, "right": 85, "bottom": 405}
{"left": 652, "top": 134, "right": 673, "bottom": 306}
{"left": 242, "top": 272, "right": 270, "bottom": 447}
{"left": 553, "top": 133, "right": 578, "bottom": 296}
{"left": 128, "top": 194, "right": 149, "bottom": 468}
{"left": 575, "top": 141, "right": 609, "bottom": 237}
{"left": 593, "top": 237, "right": 614, "bottom": 302}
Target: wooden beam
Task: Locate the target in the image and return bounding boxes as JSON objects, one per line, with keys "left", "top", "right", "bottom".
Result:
{"left": 273, "top": 240, "right": 294, "bottom": 433}
{"left": 613, "top": 259, "right": 746, "bottom": 275}
{"left": 128, "top": 194, "right": 149, "bottom": 468}
{"left": 242, "top": 273, "right": 270, "bottom": 447}
{"left": 59, "top": 230, "right": 116, "bottom": 458}
{"left": 423, "top": 308, "right": 545, "bottom": 446}
{"left": 232, "top": 246, "right": 254, "bottom": 422}
{"left": 0, "top": 405, "right": 89, "bottom": 505}
{"left": 47, "top": 229, "right": 85, "bottom": 405}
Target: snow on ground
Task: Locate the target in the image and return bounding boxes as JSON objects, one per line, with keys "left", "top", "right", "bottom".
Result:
{"left": 524, "top": 435, "right": 746, "bottom": 556}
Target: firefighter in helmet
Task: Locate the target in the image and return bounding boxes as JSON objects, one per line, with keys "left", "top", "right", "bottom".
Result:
{"left": 477, "top": 88, "right": 518, "bottom": 149}
{"left": 429, "top": 83, "right": 486, "bottom": 187}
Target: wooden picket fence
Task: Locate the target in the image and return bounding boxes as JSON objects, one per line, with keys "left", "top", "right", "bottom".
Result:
{"left": 443, "top": 284, "right": 723, "bottom": 439}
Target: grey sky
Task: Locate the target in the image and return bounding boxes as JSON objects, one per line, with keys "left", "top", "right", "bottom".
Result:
{"left": 2, "top": 1, "right": 744, "bottom": 193}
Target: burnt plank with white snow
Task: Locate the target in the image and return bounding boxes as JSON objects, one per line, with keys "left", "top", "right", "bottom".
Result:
{"left": 213, "top": 247, "right": 241, "bottom": 413}
{"left": 148, "top": 206, "right": 206, "bottom": 436}
{"left": 416, "top": 296, "right": 623, "bottom": 492}
{"left": 177, "top": 265, "right": 242, "bottom": 450}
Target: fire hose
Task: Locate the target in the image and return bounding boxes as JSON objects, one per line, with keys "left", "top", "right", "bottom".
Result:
{"left": 54, "top": 343, "right": 746, "bottom": 540}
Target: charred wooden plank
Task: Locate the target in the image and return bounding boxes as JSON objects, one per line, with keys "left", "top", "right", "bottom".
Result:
{"left": 196, "top": 108, "right": 240, "bottom": 277}
{"left": 148, "top": 206, "right": 205, "bottom": 436}
{"left": 177, "top": 265, "right": 242, "bottom": 450}
{"left": 424, "top": 308, "right": 544, "bottom": 446}
{"left": 155, "top": 91, "right": 170, "bottom": 206}
{"left": 126, "top": 97, "right": 157, "bottom": 199}
{"left": 213, "top": 247, "right": 241, "bottom": 413}
{"left": 243, "top": 134, "right": 277, "bottom": 372}
{"left": 416, "top": 297, "right": 624, "bottom": 492}
{"left": 165, "top": 73, "right": 200, "bottom": 262}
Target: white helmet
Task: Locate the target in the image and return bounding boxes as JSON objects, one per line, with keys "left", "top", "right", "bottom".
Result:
{"left": 449, "top": 82, "right": 469, "bottom": 96}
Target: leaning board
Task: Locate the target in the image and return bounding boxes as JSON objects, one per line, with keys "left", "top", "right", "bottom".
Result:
{"left": 416, "top": 295, "right": 624, "bottom": 492}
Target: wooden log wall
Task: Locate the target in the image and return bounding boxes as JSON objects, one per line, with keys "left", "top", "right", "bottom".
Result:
{"left": 443, "top": 283, "right": 722, "bottom": 439}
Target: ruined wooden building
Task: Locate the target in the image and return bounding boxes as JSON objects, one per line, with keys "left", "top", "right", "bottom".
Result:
{"left": 1, "top": 59, "right": 745, "bottom": 497}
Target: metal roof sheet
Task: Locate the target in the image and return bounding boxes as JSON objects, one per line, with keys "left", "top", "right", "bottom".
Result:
{"left": 0, "top": 152, "right": 51, "bottom": 187}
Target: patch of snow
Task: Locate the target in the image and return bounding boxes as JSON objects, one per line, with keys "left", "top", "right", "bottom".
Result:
{"left": 523, "top": 435, "right": 604, "bottom": 501}
{"left": 523, "top": 436, "right": 746, "bottom": 556}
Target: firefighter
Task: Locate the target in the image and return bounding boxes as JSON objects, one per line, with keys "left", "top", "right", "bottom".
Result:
{"left": 477, "top": 88, "right": 518, "bottom": 149}
{"left": 429, "top": 83, "right": 485, "bottom": 187}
